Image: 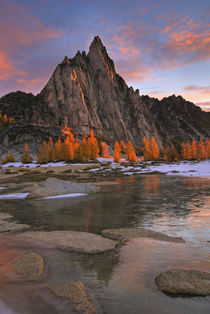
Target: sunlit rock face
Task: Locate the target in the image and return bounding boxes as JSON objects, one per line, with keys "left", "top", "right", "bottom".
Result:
{"left": 39, "top": 36, "right": 163, "bottom": 147}
{"left": 0, "top": 36, "right": 210, "bottom": 149}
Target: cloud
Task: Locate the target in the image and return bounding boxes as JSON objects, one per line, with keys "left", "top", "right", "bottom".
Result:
{"left": 115, "top": 58, "right": 152, "bottom": 82}
{"left": 0, "top": 51, "right": 26, "bottom": 81}
{"left": 0, "top": 2, "right": 63, "bottom": 49}
{"left": 16, "top": 78, "right": 44, "bottom": 90}
{"left": 109, "top": 14, "right": 210, "bottom": 78}
{"left": 184, "top": 85, "right": 210, "bottom": 95}
{"left": 0, "top": 1, "right": 63, "bottom": 82}
{"left": 195, "top": 101, "right": 210, "bottom": 112}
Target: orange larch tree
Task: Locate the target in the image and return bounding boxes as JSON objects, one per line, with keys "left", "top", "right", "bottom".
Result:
{"left": 150, "top": 137, "right": 159, "bottom": 160}
{"left": 143, "top": 137, "right": 152, "bottom": 161}
{"left": 101, "top": 141, "right": 110, "bottom": 158}
{"left": 125, "top": 141, "right": 137, "bottom": 162}
{"left": 21, "top": 143, "right": 32, "bottom": 164}
{"left": 87, "top": 130, "right": 99, "bottom": 160}
{"left": 191, "top": 140, "right": 198, "bottom": 160}
{"left": 37, "top": 140, "right": 49, "bottom": 164}
{"left": 47, "top": 137, "right": 55, "bottom": 162}
{"left": 113, "top": 141, "right": 121, "bottom": 162}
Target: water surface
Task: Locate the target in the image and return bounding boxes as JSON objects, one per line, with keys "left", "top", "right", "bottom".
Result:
{"left": 0, "top": 175, "right": 209, "bottom": 313}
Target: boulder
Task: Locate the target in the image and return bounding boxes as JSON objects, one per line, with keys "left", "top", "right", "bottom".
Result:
{"left": 13, "top": 252, "right": 44, "bottom": 281}
{"left": 102, "top": 228, "right": 185, "bottom": 243}
{"left": 27, "top": 177, "right": 99, "bottom": 199}
{"left": 155, "top": 269, "right": 210, "bottom": 296}
{"left": 49, "top": 282, "right": 97, "bottom": 313}
{"left": 21, "top": 231, "right": 118, "bottom": 254}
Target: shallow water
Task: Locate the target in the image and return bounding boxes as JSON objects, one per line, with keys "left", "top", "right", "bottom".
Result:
{"left": 0, "top": 175, "right": 209, "bottom": 313}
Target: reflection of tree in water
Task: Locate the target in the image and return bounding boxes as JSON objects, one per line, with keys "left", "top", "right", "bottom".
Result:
{"left": 77, "top": 249, "right": 121, "bottom": 286}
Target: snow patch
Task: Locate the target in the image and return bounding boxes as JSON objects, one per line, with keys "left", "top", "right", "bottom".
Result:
{"left": 37, "top": 193, "right": 87, "bottom": 200}
{"left": 144, "top": 160, "right": 210, "bottom": 177}
{"left": 0, "top": 193, "right": 29, "bottom": 200}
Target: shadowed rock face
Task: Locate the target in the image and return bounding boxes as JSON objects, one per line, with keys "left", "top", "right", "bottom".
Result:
{"left": 0, "top": 36, "right": 209, "bottom": 149}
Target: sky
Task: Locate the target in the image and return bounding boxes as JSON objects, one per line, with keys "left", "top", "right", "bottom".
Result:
{"left": 0, "top": 0, "right": 209, "bottom": 111}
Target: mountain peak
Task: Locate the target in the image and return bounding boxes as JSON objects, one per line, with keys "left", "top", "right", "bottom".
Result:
{"left": 91, "top": 35, "right": 103, "bottom": 46}
{"left": 88, "top": 35, "right": 107, "bottom": 56}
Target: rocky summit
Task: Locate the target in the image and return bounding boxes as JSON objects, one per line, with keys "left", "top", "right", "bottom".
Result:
{"left": 0, "top": 36, "right": 209, "bottom": 151}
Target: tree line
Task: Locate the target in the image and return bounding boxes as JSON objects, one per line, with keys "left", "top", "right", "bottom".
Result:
{"left": 1, "top": 126, "right": 210, "bottom": 164}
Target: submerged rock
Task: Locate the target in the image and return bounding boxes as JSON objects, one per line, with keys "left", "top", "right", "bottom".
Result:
{"left": 13, "top": 252, "right": 44, "bottom": 281}
{"left": 21, "top": 231, "right": 118, "bottom": 254}
{"left": 27, "top": 177, "right": 99, "bottom": 199}
{"left": 0, "top": 213, "right": 13, "bottom": 220}
{"left": 102, "top": 228, "right": 185, "bottom": 243}
{"left": 155, "top": 269, "right": 210, "bottom": 296}
{"left": 49, "top": 282, "right": 97, "bottom": 313}
{"left": 0, "top": 213, "right": 30, "bottom": 233}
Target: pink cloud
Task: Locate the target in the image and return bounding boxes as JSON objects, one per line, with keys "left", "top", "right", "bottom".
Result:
{"left": 16, "top": 78, "right": 44, "bottom": 90}
{"left": 0, "top": 2, "right": 63, "bottom": 49}
{"left": 184, "top": 85, "right": 210, "bottom": 95}
{"left": 0, "top": 1, "right": 63, "bottom": 83}
{"left": 116, "top": 58, "right": 152, "bottom": 82}
{"left": 195, "top": 101, "right": 210, "bottom": 111}
{"left": 0, "top": 51, "right": 26, "bottom": 81}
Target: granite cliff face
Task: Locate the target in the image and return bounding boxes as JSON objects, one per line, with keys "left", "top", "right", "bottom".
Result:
{"left": 40, "top": 36, "right": 162, "bottom": 146}
{"left": 0, "top": 36, "right": 209, "bottom": 151}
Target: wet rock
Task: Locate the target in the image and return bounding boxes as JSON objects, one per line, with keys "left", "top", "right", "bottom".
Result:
{"left": 13, "top": 252, "right": 44, "bottom": 281}
{"left": 102, "top": 228, "right": 185, "bottom": 243}
{"left": 0, "top": 213, "right": 30, "bottom": 233}
{"left": 155, "top": 269, "right": 210, "bottom": 296}
{"left": 27, "top": 177, "right": 99, "bottom": 199}
{"left": 49, "top": 282, "right": 97, "bottom": 313}
{"left": 0, "top": 213, "right": 13, "bottom": 220}
{"left": 21, "top": 231, "right": 118, "bottom": 254}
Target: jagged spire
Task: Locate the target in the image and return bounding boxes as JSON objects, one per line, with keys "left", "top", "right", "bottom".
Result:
{"left": 88, "top": 35, "right": 116, "bottom": 75}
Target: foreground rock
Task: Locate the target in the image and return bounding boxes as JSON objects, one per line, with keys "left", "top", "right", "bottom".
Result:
{"left": 155, "top": 269, "right": 210, "bottom": 296}
{"left": 0, "top": 213, "right": 30, "bottom": 233}
{"left": 27, "top": 177, "right": 99, "bottom": 199}
{"left": 21, "top": 231, "right": 118, "bottom": 254}
{"left": 49, "top": 282, "right": 97, "bottom": 313}
{"left": 13, "top": 252, "right": 44, "bottom": 281}
{"left": 102, "top": 228, "right": 185, "bottom": 243}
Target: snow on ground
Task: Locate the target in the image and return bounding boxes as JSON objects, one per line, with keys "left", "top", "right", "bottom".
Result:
{"left": 0, "top": 187, "right": 6, "bottom": 190}
{"left": 0, "top": 193, "right": 29, "bottom": 200}
{"left": 1, "top": 161, "right": 98, "bottom": 168}
{"left": 140, "top": 160, "right": 210, "bottom": 177}
{"left": 88, "top": 168, "right": 101, "bottom": 172}
{"left": 37, "top": 193, "right": 87, "bottom": 200}
{"left": 0, "top": 158, "right": 209, "bottom": 178}
{"left": 97, "top": 157, "right": 113, "bottom": 163}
